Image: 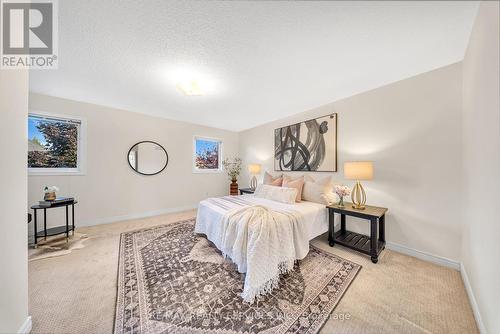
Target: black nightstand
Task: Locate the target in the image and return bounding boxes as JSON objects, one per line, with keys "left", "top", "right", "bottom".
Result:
{"left": 327, "top": 202, "right": 388, "bottom": 263}
{"left": 239, "top": 188, "right": 255, "bottom": 195}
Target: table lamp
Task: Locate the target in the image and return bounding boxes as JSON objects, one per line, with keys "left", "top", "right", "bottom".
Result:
{"left": 248, "top": 164, "right": 261, "bottom": 190}
{"left": 344, "top": 161, "right": 373, "bottom": 210}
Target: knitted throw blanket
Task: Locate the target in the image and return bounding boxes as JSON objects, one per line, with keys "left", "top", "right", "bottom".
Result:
{"left": 219, "top": 205, "right": 307, "bottom": 303}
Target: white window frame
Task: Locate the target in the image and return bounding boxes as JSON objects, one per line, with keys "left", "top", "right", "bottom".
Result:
{"left": 192, "top": 136, "right": 223, "bottom": 173}
{"left": 28, "top": 111, "right": 87, "bottom": 176}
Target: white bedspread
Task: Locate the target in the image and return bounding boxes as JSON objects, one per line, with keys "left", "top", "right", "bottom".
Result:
{"left": 195, "top": 195, "right": 329, "bottom": 303}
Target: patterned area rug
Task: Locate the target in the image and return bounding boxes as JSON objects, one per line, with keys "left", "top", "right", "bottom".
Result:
{"left": 114, "top": 219, "right": 361, "bottom": 334}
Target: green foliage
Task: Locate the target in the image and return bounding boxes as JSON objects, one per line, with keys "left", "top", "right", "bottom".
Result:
{"left": 28, "top": 151, "right": 49, "bottom": 167}
{"left": 28, "top": 121, "right": 78, "bottom": 168}
{"left": 195, "top": 146, "right": 219, "bottom": 169}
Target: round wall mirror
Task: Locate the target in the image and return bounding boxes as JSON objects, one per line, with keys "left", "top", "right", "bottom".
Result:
{"left": 128, "top": 141, "right": 168, "bottom": 176}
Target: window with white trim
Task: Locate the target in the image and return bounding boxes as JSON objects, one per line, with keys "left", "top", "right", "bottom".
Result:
{"left": 28, "top": 113, "right": 86, "bottom": 175}
{"left": 193, "top": 136, "right": 222, "bottom": 173}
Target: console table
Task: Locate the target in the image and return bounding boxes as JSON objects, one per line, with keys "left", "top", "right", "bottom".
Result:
{"left": 31, "top": 201, "right": 78, "bottom": 248}
{"left": 327, "top": 202, "right": 388, "bottom": 263}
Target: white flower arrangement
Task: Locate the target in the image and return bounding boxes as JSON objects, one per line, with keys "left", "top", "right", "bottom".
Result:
{"left": 334, "top": 185, "right": 351, "bottom": 197}
{"left": 334, "top": 185, "right": 351, "bottom": 207}
{"left": 222, "top": 157, "right": 242, "bottom": 182}
{"left": 44, "top": 186, "right": 60, "bottom": 193}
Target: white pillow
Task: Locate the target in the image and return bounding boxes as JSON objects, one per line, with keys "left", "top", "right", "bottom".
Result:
{"left": 301, "top": 175, "right": 338, "bottom": 205}
{"left": 254, "top": 184, "right": 298, "bottom": 205}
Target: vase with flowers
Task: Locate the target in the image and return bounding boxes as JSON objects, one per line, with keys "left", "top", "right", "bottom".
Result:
{"left": 44, "top": 186, "right": 60, "bottom": 201}
{"left": 334, "top": 185, "right": 351, "bottom": 208}
{"left": 222, "top": 157, "right": 242, "bottom": 195}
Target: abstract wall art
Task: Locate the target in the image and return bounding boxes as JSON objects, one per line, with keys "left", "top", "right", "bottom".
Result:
{"left": 274, "top": 114, "right": 337, "bottom": 172}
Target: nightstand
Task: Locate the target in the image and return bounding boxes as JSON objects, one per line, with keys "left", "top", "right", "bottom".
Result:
{"left": 327, "top": 202, "right": 388, "bottom": 263}
{"left": 239, "top": 188, "right": 255, "bottom": 195}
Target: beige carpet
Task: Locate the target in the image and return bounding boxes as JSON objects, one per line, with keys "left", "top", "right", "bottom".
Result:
{"left": 29, "top": 210, "right": 478, "bottom": 334}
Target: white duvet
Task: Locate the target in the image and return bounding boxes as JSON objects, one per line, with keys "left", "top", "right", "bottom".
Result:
{"left": 195, "top": 195, "right": 323, "bottom": 303}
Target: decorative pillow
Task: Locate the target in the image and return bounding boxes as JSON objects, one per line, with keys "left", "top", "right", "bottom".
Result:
{"left": 282, "top": 174, "right": 303, "bottom": 181}
{"left": 322, "top": 189, "right": 339, "bottom": 205}
{"left": 282, "top": 175, "right": 305, "bottom": 202}
{"left": 254, "top": 184, "right": 297, "bottom": 205}
{"left": 263, "top": 172, "right": 283, "bottom": 186}
{"left": 302, "top": 175, "right": 338, "bottom": 204}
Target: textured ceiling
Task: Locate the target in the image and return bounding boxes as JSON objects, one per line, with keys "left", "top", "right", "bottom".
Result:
{"left": 29, "top": 1, "right": 478, "bottom": 131}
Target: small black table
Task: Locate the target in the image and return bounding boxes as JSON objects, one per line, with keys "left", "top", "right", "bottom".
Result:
{"left": 31, "top": 201, "right": 77, "bottom": 248}
{"left": 327, "top": 202, "right": 388, "bottom": 263}
{"left": 239, "top": 188, "right": 255, "bottom": 195}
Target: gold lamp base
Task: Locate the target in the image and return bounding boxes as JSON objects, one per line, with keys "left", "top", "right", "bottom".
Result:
{"left": 250, "top": 176, "right": 257, "bottom": 190}
{"left": 351, "top": 181, "right": 366, "bottom": 210}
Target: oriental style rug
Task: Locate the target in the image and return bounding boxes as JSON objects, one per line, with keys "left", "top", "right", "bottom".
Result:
{"left": 114, "top": 219, "right": 360, "bottom": 334}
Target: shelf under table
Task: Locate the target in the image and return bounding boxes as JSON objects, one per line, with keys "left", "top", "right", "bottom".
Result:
{"left": 36, "top": 225, "right": 74, "bottom": 238}
{"left": 333, "top": 230, "right": 385, "bottom": 256}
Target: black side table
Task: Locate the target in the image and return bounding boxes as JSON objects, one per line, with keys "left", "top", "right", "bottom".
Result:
{"left": 31, "top": 201, "right": 78, "bottom": 248}
{"left": 327, "top": 202, "right": 388, "bottom": 263}
{"left": 239, "top": 188, "right": 255, "bottom": 195}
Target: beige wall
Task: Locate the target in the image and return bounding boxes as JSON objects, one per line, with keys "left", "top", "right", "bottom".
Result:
{"left": 461, "top": 2, "right": 500, "bottom": 333}
{"left": 0, "top": 70, "right": 30, "bottom": 332}
{"left": 28, "top": 94, "right": 238, "bottom": 229}
{"left": 239, "top": 63, "right": 463, "bottom": 262}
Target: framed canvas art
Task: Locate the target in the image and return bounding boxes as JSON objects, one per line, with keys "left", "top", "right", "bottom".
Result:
{"left": 274, "top": 114, "right": 337, "bottom": 172}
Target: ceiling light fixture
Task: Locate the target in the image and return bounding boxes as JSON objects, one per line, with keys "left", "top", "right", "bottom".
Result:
{"left": 176, "top": 79, "right": 204, "bottom": 96}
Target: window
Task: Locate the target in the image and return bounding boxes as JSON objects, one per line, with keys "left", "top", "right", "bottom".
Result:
{"left": 28, "top": 112, "right": 86, "bottom": 175}
{"left": 193, "top": 137, "right": 222, "bottom": 173}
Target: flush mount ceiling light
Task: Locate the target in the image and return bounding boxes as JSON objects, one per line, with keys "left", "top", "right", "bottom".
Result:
{"left": 171, "top": 68, "right": 216, "bottom": 96}
{"left": 176, "top": 79, "right": 204, "bottom": 96}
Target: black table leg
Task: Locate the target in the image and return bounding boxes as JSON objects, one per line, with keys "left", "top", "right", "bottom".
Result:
{"left": 370, "top": 218, "right": 378, "bottom": 263}
{"left": 341, "top": 214, "right": 346, "bottom": 234}
{"left": 34, "top": 209, "right": 38, "bottom": 248}
{"left": 72, "top": 203, "right": 75, "bottom": 235}
{"left": 379, "top": 214, "right": 385, "bottom": 244}
{"left": 43, "top": 208, "right": 47, "bottom": 239}
{"left": 65, "top": 205, "right": 69, "bottom": 240}
{"left": 328, "top": 210, "right": 335, "bottom": 246}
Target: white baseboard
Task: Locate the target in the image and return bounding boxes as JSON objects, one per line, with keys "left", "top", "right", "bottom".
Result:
{"left": 78, "top": 204, "right": 198, "bottom": 227}
{"left": 332, "top": 222, "right": 460, "bottom": 271}
{"left": 386, "top": 241, "right": 460, "bottom": 270}
{"left": 460, "top": 263, "right": 486, "bottom": 334}
{"left": 18, "top": 316, "right": 32, "bottom": 334}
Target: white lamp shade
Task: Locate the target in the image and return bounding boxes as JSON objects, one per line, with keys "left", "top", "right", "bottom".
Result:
{"left": 344, "top": 161, "right": 373, "bottom": 180}
{"left": 248, "top": 164, "right": 261, "bottom": 174}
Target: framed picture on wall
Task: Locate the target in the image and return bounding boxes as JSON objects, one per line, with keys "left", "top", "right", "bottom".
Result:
{"left": 274, "top": 113, "right": 337, "bottom": 172}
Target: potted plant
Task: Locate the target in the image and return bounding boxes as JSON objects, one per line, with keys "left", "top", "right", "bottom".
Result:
{"left": 44, "top": 186, "right": 59, "bottom": 201}
{"left": 222, "top": 157, "right": 242, "bottom": 195}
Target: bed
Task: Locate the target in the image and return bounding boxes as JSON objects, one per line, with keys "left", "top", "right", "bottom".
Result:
{"left": 195, "top": 193, "right": 330, "bottom": 303}
{"left": 196, "top": 194, "right": 329, "bottom": 241}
